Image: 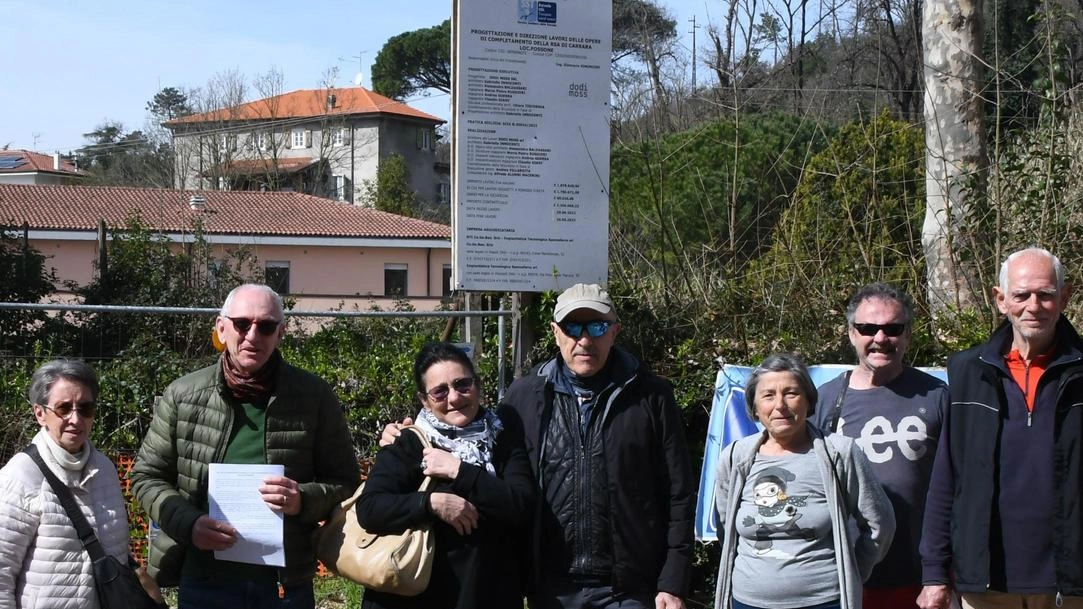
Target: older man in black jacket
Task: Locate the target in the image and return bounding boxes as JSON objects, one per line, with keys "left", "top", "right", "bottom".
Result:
{"left": 382, "top": 284, "right": 695, "bottom": 608}
{"left": 501, "top": 283, "right": 695, "bottom": 609}
{"left": 919, "top": 248, "right": 1083, "bottom": 609}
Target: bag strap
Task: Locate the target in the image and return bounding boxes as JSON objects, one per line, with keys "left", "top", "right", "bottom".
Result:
{"left": 400, "top": 425, "right": 434, "bottom": 493}
{"left": 342, "top": 424, "right": 437, "bottom": 510}
{"left": 23, "top": 444, "right": 109, "bottom": 562}
{"left": 826, "top": 371, "right": 852, "bottom": 433}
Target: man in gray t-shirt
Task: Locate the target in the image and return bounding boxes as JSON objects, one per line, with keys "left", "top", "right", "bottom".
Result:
{"left": 811, "top": 283, "right": 948, "bottom": 609}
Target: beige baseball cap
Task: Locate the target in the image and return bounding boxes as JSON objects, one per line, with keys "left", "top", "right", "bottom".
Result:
{"left": 553, "top": 283, "right": 615, "bottom": 322}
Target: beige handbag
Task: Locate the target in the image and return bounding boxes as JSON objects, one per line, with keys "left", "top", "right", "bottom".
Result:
{"left": 315, "top": 426, "right": 435, "bottom": 596}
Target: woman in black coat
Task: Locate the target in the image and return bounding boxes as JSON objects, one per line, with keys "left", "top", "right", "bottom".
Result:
{"left": 356, "top": 342, "right": 535, "bottom": 609}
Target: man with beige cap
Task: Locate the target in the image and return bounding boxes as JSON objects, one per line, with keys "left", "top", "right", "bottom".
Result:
{"left": 381, "top": 283, "right": 694, "bottom": 608}
{"left": 502, "top": 283, "right": 694, "bottom": 609}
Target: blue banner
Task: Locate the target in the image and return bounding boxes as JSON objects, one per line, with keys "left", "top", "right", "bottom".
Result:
{"left": 694, "top": 364, "right": 947, "bottom": 541}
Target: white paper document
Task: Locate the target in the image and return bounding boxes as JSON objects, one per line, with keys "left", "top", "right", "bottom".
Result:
{"left": 208, "top": 463, "right": 286, "bottom": 567}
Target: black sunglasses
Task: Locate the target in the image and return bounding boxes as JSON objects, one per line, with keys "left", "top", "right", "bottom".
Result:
{"left": 558, "top": 320, "right": 612, "bottom": 339}
{"left": 852, "top": 322, "right": 908, "bottom": 337}
{"left": 424, "top": 377, "right": 477, "bottom": 402}
{"left": 40, "top": 401, "right": 97, "bottom": 420}
{"left": 226, "top": 316, "right": 281, "bottom": 336}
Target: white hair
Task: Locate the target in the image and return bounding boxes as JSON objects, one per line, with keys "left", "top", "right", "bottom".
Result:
{"left": 220, "top": 284, "right": 284, "bottom": 319}
{"left": 998, "top": 248, "right": 1064, "bottom": 292}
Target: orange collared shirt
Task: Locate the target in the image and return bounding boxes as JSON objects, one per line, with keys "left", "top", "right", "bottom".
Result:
{"left": 1004, "top": 349, "right": 1054, "bottom": 413}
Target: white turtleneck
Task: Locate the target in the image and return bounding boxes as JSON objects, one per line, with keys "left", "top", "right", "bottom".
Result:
{"left": 37, "top": 427, "right": 92, "bottom": 472}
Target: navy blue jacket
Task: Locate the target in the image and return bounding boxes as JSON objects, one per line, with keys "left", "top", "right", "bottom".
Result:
{"left": 920, "top": 317, "right": 1083, "bottom": 594}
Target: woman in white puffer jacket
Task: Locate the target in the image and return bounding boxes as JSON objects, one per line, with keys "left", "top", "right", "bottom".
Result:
{"left": 0, "top": 359, "right": 130, "bottom": 609}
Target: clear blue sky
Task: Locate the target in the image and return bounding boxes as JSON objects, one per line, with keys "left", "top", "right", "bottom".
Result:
{"left": 0, "top": 0, "right": 714, "bottom": 154}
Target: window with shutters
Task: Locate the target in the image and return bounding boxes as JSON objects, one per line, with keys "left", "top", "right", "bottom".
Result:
{"left": 333, "top": 175, "right": 347, "bottom": 201}
{"left": 291, "top": 129, "right": 307, "bottom": 149}
{"left": 416, "top": 128, "right": 432, "bottom": 150}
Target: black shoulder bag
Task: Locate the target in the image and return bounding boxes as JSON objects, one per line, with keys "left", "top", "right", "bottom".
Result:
{"left": 24, "top": 444, "right": 164, "bottom": 609}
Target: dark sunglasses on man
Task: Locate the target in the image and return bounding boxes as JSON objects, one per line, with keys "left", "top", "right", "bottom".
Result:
{"left": 852, "top": 322, "right": 907, "bottom": 337}
{"left": 424, "top": 377, "right": 477, "bottom": 402}
{"left": 226, "top": 316, "right": 281, "bottom": 336}
{"left": 558, "top": 319, "right": 612, "bottom": 339}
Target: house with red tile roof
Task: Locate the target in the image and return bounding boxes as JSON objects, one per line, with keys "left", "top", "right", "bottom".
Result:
{"left": 165, "top": 87, "right": 449, "bottom": 209}
{"left": 0, "top": 183, "right": 452, "bottom": 311}
{"left": 0, "top": 150, "right": 87, "bottom": 185}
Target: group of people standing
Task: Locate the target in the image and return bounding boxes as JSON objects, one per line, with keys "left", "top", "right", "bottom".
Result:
{"left": 716, "top": 246, "right": 1083, "bottom": 609}
{"left": 0, "top": 245, "right": 1079, "bottom": 609}
{"left": 0, "top": 281, "right": 694, "bottom": 609}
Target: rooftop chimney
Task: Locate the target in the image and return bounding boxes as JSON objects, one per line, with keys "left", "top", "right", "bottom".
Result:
{"left": 189, "top": 194, "right": 207, "bottom": 211}
{"left": 327, "top": 93, "right": 337, "bottom": 110}
{"left": 53, "top": 152, "right": 60, "bottom": 171}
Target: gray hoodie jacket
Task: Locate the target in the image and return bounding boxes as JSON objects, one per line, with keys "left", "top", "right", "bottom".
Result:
{"left": 713, "top": 424, "right": 895, "bottom": 609}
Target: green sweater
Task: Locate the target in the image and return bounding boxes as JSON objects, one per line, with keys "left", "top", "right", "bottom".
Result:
{"left": 130, "top": 355, "right": 361, "bottom": 585}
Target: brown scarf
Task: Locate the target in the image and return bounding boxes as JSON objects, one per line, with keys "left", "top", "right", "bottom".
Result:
{"left": 221, "top": 349, "right": 281, "bottom": 402}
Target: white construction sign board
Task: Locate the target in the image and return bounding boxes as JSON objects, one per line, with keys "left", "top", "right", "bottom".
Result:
{"left": 452, "top": 0, "right": 612, "bottom": 292}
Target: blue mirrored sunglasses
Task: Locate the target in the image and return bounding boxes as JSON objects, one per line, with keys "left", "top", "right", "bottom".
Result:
{"left": 559, "top": 320, "right": 612, "bottom": 339}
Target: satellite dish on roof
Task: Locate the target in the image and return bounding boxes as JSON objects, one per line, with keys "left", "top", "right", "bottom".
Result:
{"left": 354, "top": 72, "right": 364, "bottom": 87}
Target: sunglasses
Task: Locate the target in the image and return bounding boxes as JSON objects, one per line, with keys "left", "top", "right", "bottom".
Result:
{"left": 558, "top": 320, "right": 612, "bottom": 339}
{"left": 225, "top": 316, "right": 281, "bottom": 336}
{"left": 852, "top": 322, "right": 908, "bottom": 337}
{"left": 40, "top": 401, "right": 96, "bottom": 420}
{"left": 424, "top": 377, "right": 477, "bottom": 402}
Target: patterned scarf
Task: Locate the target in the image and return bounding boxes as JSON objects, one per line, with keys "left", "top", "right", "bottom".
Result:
{"left": 414, "top": 407, "right": 503, "bottom": 475}
{"left": 221, "top": 349, "right": 281, "bottom": 402}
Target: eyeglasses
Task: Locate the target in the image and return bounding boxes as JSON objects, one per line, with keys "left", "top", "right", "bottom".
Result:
{"left": 39, "top": 401, "right": 96, "bottom": 420}
{"left": 225, "top": 316, "right": 281, "bottom": 336}
{"left": 852, "top": 322, "right": 908, "bottom": 337}
{"left": 424, "top": 377, "right": 476, "bottom": 402}
{"left": 558, "top": 320, "right": 612, "bottom": 339}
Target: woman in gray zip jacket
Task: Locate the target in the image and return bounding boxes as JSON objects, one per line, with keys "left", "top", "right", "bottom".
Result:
{"left": 714, "top": 354, "right": 895, "bottom": 609}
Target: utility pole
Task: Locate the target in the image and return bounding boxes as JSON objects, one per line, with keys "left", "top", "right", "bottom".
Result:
{"left": 689, "top": 15, "right": 698, "bottom": 92}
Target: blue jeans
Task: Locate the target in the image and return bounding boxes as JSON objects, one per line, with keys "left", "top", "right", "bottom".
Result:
{"left": 178, "top": 577, "right": 314, "bottom": 609}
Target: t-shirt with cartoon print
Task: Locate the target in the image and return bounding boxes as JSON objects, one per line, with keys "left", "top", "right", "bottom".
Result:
{"left": 731, "top": 450, "right": 839, "bottom": 608}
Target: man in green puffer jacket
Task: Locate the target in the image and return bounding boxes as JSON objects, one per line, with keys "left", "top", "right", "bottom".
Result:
{"left": 131, "top": 284, "right": 360, "bottom": 609}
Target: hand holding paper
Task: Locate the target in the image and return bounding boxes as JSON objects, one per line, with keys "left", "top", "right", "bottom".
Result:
{"left": 191, "top": 514, "right": 238, "bottom": 551}
{"left": 208, "top": 463, "right": 286, "bottom": 567}
{"left": 259, "top": 474, "right": 302, "bottom": 515}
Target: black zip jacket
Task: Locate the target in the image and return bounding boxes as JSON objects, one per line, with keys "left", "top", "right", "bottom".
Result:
{"left": 498, "top": 347, "right": 695, "bottom": 598}
{"left": 920, "top": 317, "right": 1083, "bottom": 594}
{"left": 356, "top": 407, "right": 536, "bottom": 609}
